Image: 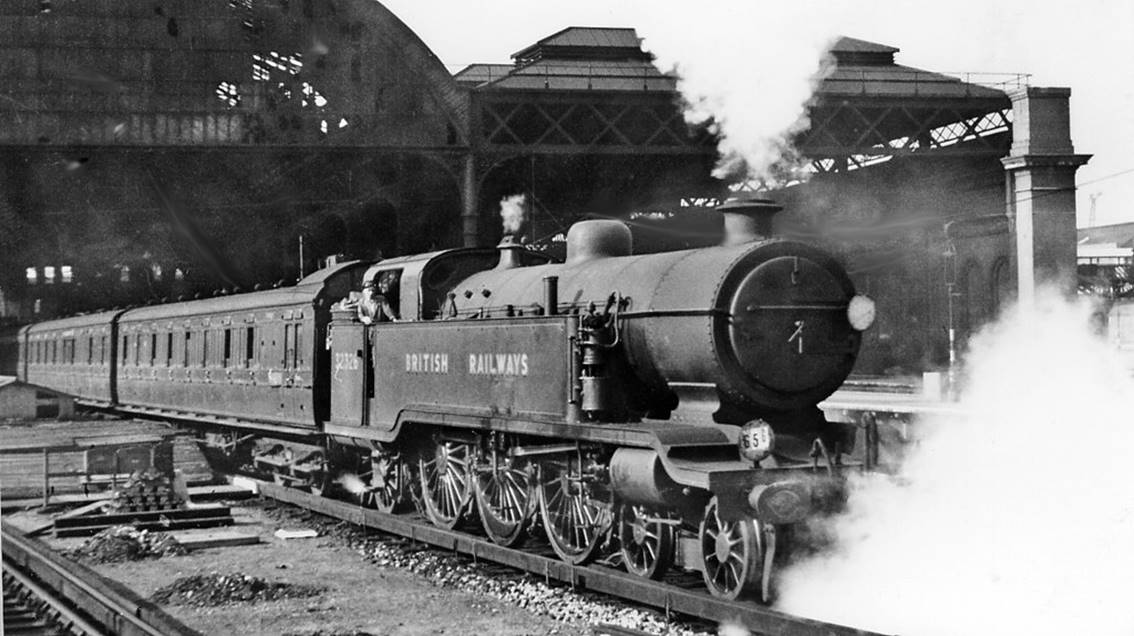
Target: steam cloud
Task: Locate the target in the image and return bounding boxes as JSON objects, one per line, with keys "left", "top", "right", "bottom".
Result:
{"left": 336, "top": 472, "right": 366, "bottom": 496}
{"left": 499, "top": 193, "right": 527, "bottom": 236}
{"left": 636, "top": 9, "right": 840, "bottom": 184}
{"left": 776, "top": 291, "right": 1134, "bottom": 635}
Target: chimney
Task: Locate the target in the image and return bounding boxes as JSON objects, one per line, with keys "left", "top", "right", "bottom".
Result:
{"left": 495, "top": 235, "right": 523, "bottom": 270}
{"left": 716, "top": 195, "right": 782, "bottom": 246}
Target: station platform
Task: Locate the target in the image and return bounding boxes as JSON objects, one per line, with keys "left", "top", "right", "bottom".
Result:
{"left": 819, "top": 373, "right": 964, "bottom": 425}
{"left": 0, "top": 418, "right": 213, "bottom": 501}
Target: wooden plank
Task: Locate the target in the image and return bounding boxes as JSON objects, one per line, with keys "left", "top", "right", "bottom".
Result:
{"left": 171, "top": 531, "right": 260, "bottom": 550}
{"left": 186, "top": 484, "right": 256, "bottom": 501}
{"left": 72, "top": 435, "right": 167, "bottom": 448}
{"left": 1, "top": 492, "right": 111, "bottom": 512}
{"left": 55, "top": 499, "right": 113, "bottom": 520}
{"left": 25, "top": 500, "right": 111, "bottom": 538}
{"left": 22, "top": 519, "right": 57, "bottom": 538}
{"left": 53, "top": 516, "right": 235, "bottom": 538}
{"left": 52, "top": 505, "right": 231, "bottom": 529}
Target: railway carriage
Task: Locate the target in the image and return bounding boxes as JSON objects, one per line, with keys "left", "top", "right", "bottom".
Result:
{"left": 7, "top": 198, "right": 875, "bottom": 602}
{"left": 20, "top": 311, "right": 121, "bottom": 405}
{"left": 112, "top": 261, "right": 368, "bottom": 430}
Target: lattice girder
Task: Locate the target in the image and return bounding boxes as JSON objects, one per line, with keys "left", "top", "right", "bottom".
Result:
{"left": 800, "top": 99, "right": 1011, "bottom": 160}
{"left": 475, "top": 93, "right": 715, "bottom": 154}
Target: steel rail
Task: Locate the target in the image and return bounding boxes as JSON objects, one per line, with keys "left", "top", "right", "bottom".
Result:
{"left": 1, "top": 526, "right": 201, "bottom": 636}
{"left": 4, "top": 565, "right": 105, "bottom": 635}
{"left": 257, "top": 481, "right": 893, "bottom": 636}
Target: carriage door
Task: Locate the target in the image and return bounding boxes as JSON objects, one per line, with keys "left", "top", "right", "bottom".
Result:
{"left": 329, "top": 321, "right": 369, "bottom": 428}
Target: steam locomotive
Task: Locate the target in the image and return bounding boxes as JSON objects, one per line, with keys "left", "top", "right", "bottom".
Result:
{"left": 11, "top": 197, "right": 875, "bottom": 601}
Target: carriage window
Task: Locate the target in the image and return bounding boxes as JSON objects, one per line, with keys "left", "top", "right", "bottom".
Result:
{"left": 101, "top": 336, "right": 107, "bottom": 365}
{"left": 201, "top": 330, "right": 209, "bottom": 368}
{"left": 245, "top": 326, "right": 256, "bottom": 367}
{"left": 150, "top": 333, "right": 158, "bottom": 366}
{"left": 223, "top": 328, "right": 232, "bottom": 367}
{"left": 283, "top": 324, "right": 293, "bottom": 368}
{"left": 184, "top": 332, "right": 192, "bottom": 367}
{"left": 294, "top": 324, "right": 303, "bottom": 368}
{"left": 166, "top": 333, "right": 173, "bottom": 366}
{"left": 87, "top": 337, "right": 94, "bottom": 365}
{"left": 122, "top": 335, "right": 128, "bottom": 364}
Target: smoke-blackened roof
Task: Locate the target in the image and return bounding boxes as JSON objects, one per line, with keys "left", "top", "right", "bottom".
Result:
{"left": 459, "top": 27, "right": 672, "bottom": 92}
{"left": 512, "top": 27, "right": 648, "bottom": 62}
{"left": 823, "top": 36, "right": 1010, "bottom": 101}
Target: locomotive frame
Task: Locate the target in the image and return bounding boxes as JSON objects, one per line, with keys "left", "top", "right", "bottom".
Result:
{"left": 10, "top": 206, "right": 874, "bottom": 602}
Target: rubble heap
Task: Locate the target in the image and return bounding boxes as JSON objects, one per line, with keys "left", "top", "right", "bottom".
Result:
{"left": 151, "top": 572, "right": 324, "bottom": 607}
{"left": 67, "top": 525, "right": 187, "bottom": 563}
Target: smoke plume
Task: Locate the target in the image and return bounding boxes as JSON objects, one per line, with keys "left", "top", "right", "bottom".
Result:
{"left": 636, "top": 9, "right": 840, "bottom": 184}
{"left": 499, "top": 193, "right": 527, "bottom": 237}
{"left": 776, "top": 291, "right": 1134, "bottom": 635}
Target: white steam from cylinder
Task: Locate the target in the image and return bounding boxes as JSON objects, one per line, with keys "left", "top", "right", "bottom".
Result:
{"left": 775, "top": 290, "right": 1134, "bottom": 635}
{"left": 499, "top": 194, "right": 527, "bottom": 237}
{"left": 336, "top": 472, "right": 366, "bottom": 496}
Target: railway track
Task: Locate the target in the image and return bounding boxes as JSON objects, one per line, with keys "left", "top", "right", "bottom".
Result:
{"left": 255, "top": 480, "right": 892, "bottom": 636}
{"left": 1, "top": 526, "right": 199, "bottom": 636}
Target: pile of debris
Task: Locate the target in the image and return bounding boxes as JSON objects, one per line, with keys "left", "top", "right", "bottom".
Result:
{"left": 151, "top": 573, "right": 324, "bottom": 607}
{"left": 66, "top": 525, "right": 187, "bottom": 563}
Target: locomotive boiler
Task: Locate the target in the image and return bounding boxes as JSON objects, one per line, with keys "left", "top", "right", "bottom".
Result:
{"left": 323, "top": 197, "right": 875, "bottom": 600}
{"left": 11, "top": 197, "right": 874, "bottom": 602}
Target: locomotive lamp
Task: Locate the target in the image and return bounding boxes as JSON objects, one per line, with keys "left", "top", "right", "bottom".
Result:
{"left": 847, "top": 294, "right": 876, "bottom": 331}
{"left": 739, "top": 419, "right": 775, "bottom": 463}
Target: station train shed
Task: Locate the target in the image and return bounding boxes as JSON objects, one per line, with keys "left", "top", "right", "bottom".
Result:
{"left": 0, "top": 0, "right": 1089, "bottom": 376}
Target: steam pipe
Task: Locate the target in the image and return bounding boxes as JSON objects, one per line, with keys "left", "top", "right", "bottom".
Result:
{"left": 543, "top": 276, "right": 559, "bottom": 316}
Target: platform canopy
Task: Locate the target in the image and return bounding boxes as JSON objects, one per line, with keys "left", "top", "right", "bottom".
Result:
{"left": 800, "top": 36, "right": 1017, "bottom": 172}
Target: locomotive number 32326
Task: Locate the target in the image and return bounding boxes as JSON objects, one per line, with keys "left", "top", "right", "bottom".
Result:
{"left": 333, "top": 352, "right": 361, "bottom": 382}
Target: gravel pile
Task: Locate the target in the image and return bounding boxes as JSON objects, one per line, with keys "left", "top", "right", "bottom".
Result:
{"left": 258, "top": 507, "right": 712, "bottom": 635}
{"left": 366, "top": 544, "right": 685, "bottom": 633}
{"left": 67, "top": 525, "right": 187, "bottom": 563}
{"left": 151, "top": 572, "right": 324, "bottom": 607}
